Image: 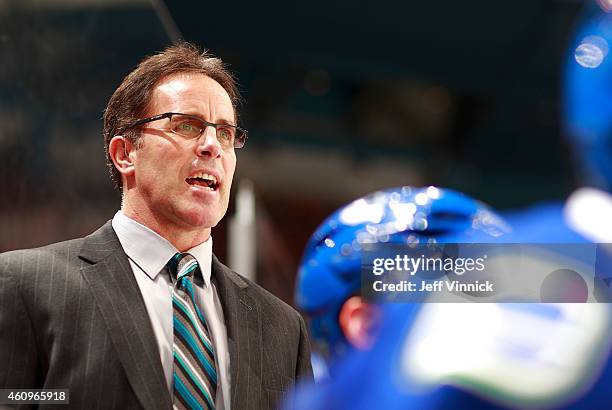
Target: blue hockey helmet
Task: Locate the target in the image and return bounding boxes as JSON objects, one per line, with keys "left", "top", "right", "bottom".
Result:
{"left": 564, "top": 5, "right": 612, "bottom": 191}
{"left": 295, "top": 186, "right": 509, "bottom": 363}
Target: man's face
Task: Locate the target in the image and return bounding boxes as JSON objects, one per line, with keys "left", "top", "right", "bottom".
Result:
{"left": 128, "top": 73, "right": 236, "bottom": 235}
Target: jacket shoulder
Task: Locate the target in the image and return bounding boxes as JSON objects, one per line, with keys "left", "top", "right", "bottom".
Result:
{"left": 243, "top": 273, "right": 301, "bottom": 318}
{"left": 1, "top": 237, "right": 86, "bottom": 271}
{"left": 213, "top": 256, "right": 303, "bottom": 321}
{"left": 0, "top": 221, "right": 116, "bottom": 273}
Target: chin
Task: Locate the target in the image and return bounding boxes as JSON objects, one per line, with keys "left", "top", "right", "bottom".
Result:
{"left": 178, "top": 206, "right": 224, "bottom": 229}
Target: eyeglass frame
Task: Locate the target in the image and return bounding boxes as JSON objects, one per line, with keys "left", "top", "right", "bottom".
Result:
{"left": 117, "top": 112, "right": 248, "bottom": 149}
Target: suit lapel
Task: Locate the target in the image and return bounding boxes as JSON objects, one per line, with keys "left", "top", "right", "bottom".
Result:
{"left": 212, "top": 255, "right": 263, "bottom": 409}
{"left": 78, "top": 222, "right": 172, "bottom": 410}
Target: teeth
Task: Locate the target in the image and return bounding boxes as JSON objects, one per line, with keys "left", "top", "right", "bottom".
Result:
{"left": 187, "top": 172, "right": 218, "bottom": 191}
{"left": 190, "top": 172, "right": 217, "bottom": 184}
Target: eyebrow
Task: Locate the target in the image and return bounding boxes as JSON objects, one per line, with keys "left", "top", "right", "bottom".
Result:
{"left": 182, "top": 111, "right": 237, "bottom": 127}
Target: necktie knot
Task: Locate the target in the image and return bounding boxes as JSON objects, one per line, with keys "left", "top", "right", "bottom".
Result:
{"left": 168, "top": 252, "right": 199, "bottom": 281}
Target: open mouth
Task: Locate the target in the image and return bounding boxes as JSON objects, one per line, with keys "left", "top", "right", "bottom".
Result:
{"left": 186, "top": 172, "right": 219, "bottom": 191}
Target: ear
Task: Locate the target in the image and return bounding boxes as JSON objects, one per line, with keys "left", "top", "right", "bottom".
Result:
{"left": 108, "top": 136, "right": 136, "bottom": 181}
{"left": 338, "top": 296, "right": 381, "bottom": 350}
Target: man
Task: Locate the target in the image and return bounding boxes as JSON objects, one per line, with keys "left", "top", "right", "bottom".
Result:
{"left": 0, "top": 43, "right": 312, "bottom": 410}
{"left": 294, "top": 185, "right": 510, "bottom": 381}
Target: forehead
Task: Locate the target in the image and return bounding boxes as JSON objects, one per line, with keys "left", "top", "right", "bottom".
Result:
{"left": 148, "top": 72, "right": 235, "bottom": 120}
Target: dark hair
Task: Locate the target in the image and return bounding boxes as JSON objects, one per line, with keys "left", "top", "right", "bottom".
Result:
{"left": 103, "top": 42, "right": 241, "bottom": 190}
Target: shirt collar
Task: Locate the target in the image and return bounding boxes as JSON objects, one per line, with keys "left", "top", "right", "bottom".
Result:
{"left": 111, "top": 210, "right": 213, "bottom": 287}
{"left": 185, "top": 234, "right": 213, "bottom": 288}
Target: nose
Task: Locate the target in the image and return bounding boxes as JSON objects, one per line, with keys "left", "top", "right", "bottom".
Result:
{"left": 196, "top": 126, "right": 221, "bottom": 158}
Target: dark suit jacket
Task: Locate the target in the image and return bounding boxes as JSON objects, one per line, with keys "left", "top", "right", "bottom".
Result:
{"left": 0, "top": 222, "right": 313, "bottom": 409}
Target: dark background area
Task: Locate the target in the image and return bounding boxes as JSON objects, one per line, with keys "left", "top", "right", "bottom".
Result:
{"left": 0, "top": 0, "right": 588, "bottom": 304}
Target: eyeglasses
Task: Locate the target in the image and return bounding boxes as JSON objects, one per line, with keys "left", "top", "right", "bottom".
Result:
{"left": 120, "top": 112, "right": 248, "bottom": 149}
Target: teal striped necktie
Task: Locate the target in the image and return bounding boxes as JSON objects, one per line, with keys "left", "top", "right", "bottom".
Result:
{"left": 168, "top": 252, "right": 217, "bottom": 410}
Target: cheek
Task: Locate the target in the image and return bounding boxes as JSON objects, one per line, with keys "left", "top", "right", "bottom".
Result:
{"left": 146, "top": 146, "right": 183, "bottom": 178}
{"left": 138, "top": 159, "right": 171, "bottom": 186}
{"left": 224, "top": 155, "right": 237, "bottom": 189}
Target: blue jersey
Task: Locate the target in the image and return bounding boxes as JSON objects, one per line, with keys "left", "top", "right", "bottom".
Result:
{"left": 292, "top": 302, "right": 612, "bottom": 410}
{"left": 290, "top": 193, "right": 612, "bottom": 410}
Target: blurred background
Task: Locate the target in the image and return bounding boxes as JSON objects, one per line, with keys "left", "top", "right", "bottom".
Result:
{"left": 0, "top": 0, "right": 587, "bottom": 304}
